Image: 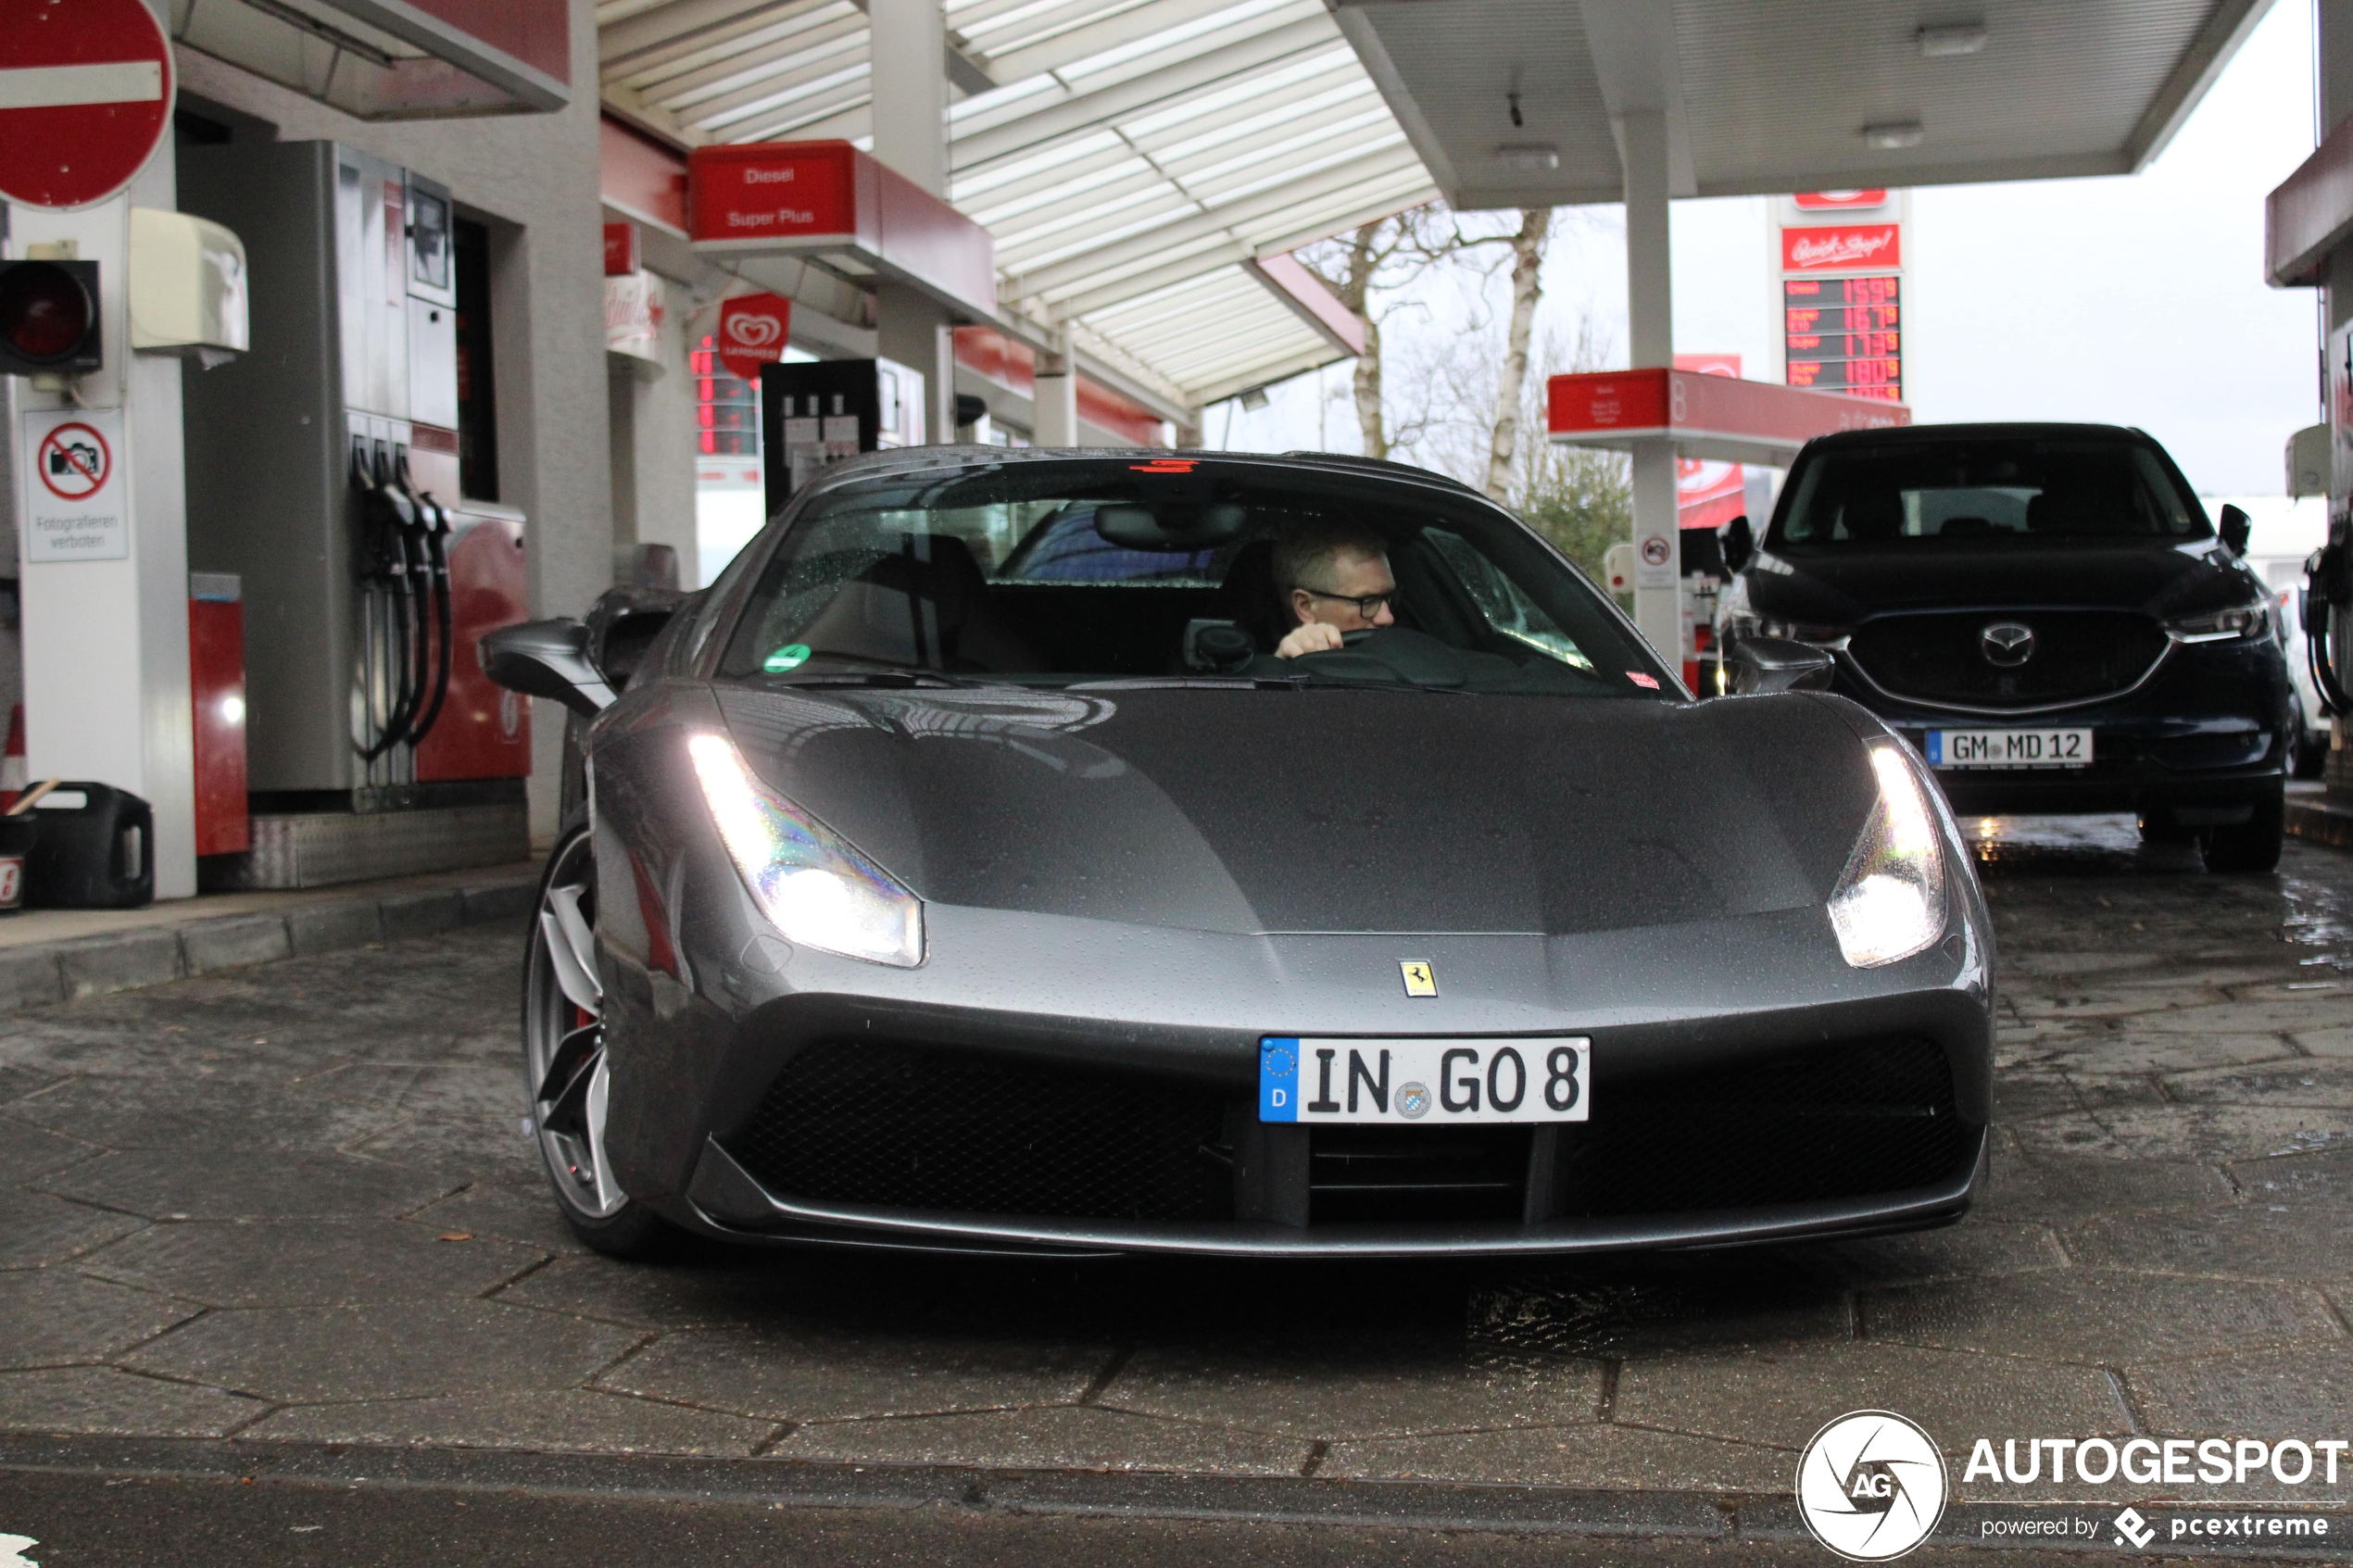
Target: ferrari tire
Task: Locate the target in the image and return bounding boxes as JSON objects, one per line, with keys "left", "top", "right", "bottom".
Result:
{"left": 2199, "top": 793, "right": 2284, "bottom": 875}
{"left": 523, "top": 824, "right": 671, "bottom": 1259}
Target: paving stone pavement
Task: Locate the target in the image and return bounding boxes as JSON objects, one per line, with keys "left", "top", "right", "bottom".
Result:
{"left": 4, "top": 815, "right": 2353, "bottom": 1510}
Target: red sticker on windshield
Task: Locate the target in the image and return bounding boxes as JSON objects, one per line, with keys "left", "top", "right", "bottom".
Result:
{"left": 1130, "top": 459, "right": 1196, "bottom": 473}
{"left": 1626, "top": 671, "right": 1660, "bottom": 689}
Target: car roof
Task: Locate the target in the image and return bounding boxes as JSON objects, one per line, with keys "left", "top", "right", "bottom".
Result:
{"left": 1801, "top": 420, "right": 2155, "bottom": 452}
{"left": 794, "top": 445, "right": 1488, "bottom": 499}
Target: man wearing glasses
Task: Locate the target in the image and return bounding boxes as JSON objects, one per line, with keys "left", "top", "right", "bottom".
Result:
{"left": 1271, "top": 522, "right": 1400, "bottom": 659}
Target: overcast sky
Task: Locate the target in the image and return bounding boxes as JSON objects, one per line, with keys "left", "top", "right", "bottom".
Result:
{"left": 1215, "top": 0, "right": 2321, "bottom": 496}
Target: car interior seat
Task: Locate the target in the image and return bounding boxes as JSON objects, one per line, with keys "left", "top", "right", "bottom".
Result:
{"left": 1211, "top": 539, "right": 1290, "bottom": 651}
{"left": 792, "top": 533, "right": 1041, "bottom": 671}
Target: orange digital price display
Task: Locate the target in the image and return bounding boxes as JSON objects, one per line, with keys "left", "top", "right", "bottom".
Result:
{"left": 1783, "top": 278, "right": 1901, "bottom": 401}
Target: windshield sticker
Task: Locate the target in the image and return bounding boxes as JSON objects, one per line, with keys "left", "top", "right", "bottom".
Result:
{"left": 763, "top": 644, "right": 812, "bottom": 673}
{"left": 1626, "top": 671, "right": 1660, "bottom": 689}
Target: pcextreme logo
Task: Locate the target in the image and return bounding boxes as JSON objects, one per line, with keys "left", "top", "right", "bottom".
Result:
{"left": 1796, "top": 1411, "right": 1949, "bottom": 1561}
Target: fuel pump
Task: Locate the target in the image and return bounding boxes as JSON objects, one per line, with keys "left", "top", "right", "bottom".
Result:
{"left": 354, "top": 437, "right": 419, "bottom": 761}
{"left": 2305, "top": 528, "right": 2352, "bottom": 715}
{"left": 2306, "top": 322, "right": 2353, "bottom": 721}
{"left": 405, "top": 455, "right": 456, "bottom": 746}
{"left": 175, "top": 142, "right": 534, "bottom": 887}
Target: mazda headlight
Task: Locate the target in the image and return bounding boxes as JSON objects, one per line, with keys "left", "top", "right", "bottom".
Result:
{"left": 2167, "top": 604, "right": 2268, "bottom": 644}
{"left": 687, "top": 733, "right": 924, "bottom": 967}
{"left": 1828, "top": 745, "right": 1946, "bottom": 968}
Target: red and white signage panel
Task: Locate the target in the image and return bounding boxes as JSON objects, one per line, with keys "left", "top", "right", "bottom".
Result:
{"left": 716, "top": 294, "right": 792, "bottom": 383}
{"left": 1781, "top": 223, "right": 1901, "bottom": 272}
{"left": 1793, "top": 190, "right": 1887, "bottom": 210}
{"left": 1546, "top": 368, "right": 1908, "bottom": 466}
{"left": 0, "top": 0, "right": 173, "bottom": 209}
{"left": 688, "top": 141, "right": 996, "bottom": 321}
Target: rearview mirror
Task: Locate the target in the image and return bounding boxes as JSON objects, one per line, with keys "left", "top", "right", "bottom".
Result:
{"left": 1719, "top": 513, "right": 1755, "bottom": 574}
{"left": 1095, "top": 501, "right": 1250, "bottom": 551}
{"left": 1725, "top": 635, "right": 1834, "bottom": 696}
{"left": 2218, "top": 503, "right": 2251, "bottom": 557}
{"left": 482, "top": 619, "right": 617, "bottom": 720}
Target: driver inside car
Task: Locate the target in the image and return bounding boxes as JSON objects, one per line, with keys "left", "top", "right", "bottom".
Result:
{"left": 1272, "top": 522, "right": 1400, "bottom": 658}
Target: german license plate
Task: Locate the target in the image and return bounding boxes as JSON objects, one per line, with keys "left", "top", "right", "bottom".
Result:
{"left": 1258, "top": 1036, "right": 1590, "bottom": 1124}
{"left": 1924, "top": 727, "right": 2093, "bottom": 769}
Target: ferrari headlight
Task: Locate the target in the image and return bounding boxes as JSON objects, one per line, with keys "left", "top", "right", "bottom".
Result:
{"left": 1828, "top": 745, "right": 1946, "bottom": 968}
{"left": 687, "top": 733, "right": 924, "bottom": 968}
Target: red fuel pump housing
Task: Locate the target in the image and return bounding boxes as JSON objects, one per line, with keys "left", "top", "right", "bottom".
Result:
{"left": 188, "top": 574, "right": 249, "bottom": 856}
{"left": 414, "top": 504, "right": 532, "bottom": 783}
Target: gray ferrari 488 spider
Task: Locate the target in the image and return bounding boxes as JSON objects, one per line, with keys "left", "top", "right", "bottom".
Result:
{"left": 484, "top": 447, "right": 1993, "bottom": 1261}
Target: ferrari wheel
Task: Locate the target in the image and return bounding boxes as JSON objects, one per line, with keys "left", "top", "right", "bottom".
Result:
{"left": 524, "top": 825, "right": 668, "bottom": 1257}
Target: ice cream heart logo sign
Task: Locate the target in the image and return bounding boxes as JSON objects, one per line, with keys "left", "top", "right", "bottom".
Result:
{"left": 718, "top": 294, "right": 792, "bottom": 380}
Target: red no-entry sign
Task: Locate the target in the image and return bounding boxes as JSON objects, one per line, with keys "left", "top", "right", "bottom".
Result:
{"left": 0, "top": 0, "right": 175, "bottom": 210}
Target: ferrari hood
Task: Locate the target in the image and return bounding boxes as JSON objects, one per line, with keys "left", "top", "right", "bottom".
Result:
{"left": 716, "top": 684, "right": 1879, "bottom": 938}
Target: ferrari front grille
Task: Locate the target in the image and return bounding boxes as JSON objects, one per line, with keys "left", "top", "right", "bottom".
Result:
{"left": 1552, "top": 1034, "right": 1969, "bottom": 1217}
{"left": 726, "top": 1040, "right": 1233, "bottom": 1222}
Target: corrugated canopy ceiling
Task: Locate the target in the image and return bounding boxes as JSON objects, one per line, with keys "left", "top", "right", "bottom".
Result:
{"left": 598, "top": 0, "right": 1438, "bottom": 412}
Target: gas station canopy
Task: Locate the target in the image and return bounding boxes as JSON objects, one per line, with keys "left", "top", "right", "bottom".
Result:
{"left": 1331, "top": 0, "right": 2270, "bottom": 209}
{"left": 598, "top": 0, "right": 1438, "bottom": 413}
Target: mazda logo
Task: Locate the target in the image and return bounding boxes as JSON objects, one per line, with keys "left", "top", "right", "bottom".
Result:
{"left": 1980, "top": 622, "right": 2035, "bottom": 667}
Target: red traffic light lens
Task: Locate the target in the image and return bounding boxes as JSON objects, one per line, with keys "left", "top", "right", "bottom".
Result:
{"left": 0, "top": 263, "right": 93, "bottom": 364}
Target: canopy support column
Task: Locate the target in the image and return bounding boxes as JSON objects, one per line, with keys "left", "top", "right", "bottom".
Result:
{"left": 1620, "top": 107, "right": 1680, "bottom": 666}
{"left": 870, "top": 0, "right": 955, "bottom": 443}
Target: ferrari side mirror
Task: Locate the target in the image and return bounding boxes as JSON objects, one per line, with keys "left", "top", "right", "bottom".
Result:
{"left": 483, "top": 619, "right": 617, "bottom": 719}
{"left": 2218, "top": 503, "right": 2251, "bottom": 557}
{"left": 1726, "top": 634, "right": 1833, "bottom": 696}
{"left": 1719, "top": 513, "right": 1755, "bottom": 574}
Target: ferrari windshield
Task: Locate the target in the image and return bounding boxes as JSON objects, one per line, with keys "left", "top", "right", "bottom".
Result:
{"left": 716, "top": 457, "right": 1667, "bottom": 696}
{"left": 1774, "top": 438, "right": 2208, "bottom": 547}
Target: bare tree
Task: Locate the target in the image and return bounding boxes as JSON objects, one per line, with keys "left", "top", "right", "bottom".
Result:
{"left": 1482, "top": 208, "right": 1552, "bottom": 501}
{"left": 1295, "top": 206, "right": 1518, "bottom": 460}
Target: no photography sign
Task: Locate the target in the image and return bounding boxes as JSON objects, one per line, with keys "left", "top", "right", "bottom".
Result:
{"left": 21, "top": 407, "right": 126, "bottom": 560}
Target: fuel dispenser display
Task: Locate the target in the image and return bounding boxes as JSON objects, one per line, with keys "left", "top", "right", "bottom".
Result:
{"left": 176, "top": 143, "right": 529, "bottom": 883}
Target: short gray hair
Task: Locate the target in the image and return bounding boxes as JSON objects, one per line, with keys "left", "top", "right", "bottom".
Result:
{"left": 1273, "top": 521, "right": 1387, "bottom": 597}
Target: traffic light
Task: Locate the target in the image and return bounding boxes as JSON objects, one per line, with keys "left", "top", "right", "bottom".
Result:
{"left": 0, "top": 260, "right": 102, "bottom": 377}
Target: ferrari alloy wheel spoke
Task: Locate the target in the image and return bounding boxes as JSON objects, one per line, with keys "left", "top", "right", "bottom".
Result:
{"left": 542, "top": 883, "right": 602, "bottom": 1015}
{"left": 583, "top": 1055, "right": 622, "bottom": 1216}
{"left": 528, "top": 842, "right": 626, "bottom": 1221}
{"left": 535, "top": 1020, "right": 603, "bottom": 1110}
{"left": 540, "top": 1038, "right": 601, "bottom": 1141}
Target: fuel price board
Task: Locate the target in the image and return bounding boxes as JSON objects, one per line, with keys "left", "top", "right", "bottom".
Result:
{"left": 1783, "top": 277, "right": 1900, "bottom": 401}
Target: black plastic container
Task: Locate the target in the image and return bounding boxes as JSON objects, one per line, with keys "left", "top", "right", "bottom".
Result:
{"left": 24, "top": 783, "right": 154, "bottom": 909}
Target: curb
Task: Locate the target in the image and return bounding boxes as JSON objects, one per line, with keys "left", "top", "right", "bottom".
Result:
{"left": 0, "top": 873, "right": 536, "bottom": 1015}
{"left": 0, "top": 1436, "right": 2344, "bottom": 1560}
{"left": 2285, "top": 794, "right": 2353, "bottom": 850}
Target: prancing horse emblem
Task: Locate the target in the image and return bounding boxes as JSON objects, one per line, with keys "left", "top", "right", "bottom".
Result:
{"left": 1980, "top": 621, "right": 2035, "bottom": 667}
{"left": 1400, "top": 960, "right": 1437, "bottom": 997}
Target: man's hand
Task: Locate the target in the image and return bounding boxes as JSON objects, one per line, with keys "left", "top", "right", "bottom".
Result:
{"left": 1276, "top": 621, "right": 1346, "bottom": 659}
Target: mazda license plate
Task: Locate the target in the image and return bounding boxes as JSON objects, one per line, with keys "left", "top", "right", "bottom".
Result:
{"left": 1259, "top": 1036, "right": 1590, "bottom": 1124}
{"left": 1924, "top": 728, "right": 2093, "bottom": 770}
